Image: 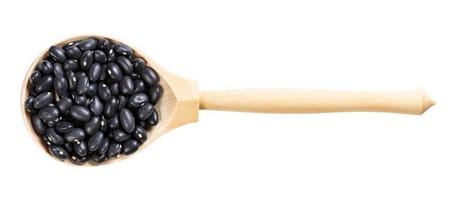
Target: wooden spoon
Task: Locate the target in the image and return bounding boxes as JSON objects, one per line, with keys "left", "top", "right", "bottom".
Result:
{"left": 21, "top": 35, "right": 435, "bottom": 165}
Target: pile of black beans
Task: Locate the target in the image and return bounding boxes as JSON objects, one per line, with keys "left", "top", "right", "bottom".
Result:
{"left": 25, "top": 38, "right": 162, "bottom": 164}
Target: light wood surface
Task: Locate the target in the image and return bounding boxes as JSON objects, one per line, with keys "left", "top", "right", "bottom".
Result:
{"left": 21, "top": 35, "right": 435, "bottom": 166}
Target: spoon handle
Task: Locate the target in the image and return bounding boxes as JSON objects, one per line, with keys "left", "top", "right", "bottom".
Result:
{"left": 199, "top": 89, "right": 434, "bottom": 115}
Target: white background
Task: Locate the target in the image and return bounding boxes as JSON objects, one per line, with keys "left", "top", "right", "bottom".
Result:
{"left": 0, "top": 0, "right": 451, "bottom": 199}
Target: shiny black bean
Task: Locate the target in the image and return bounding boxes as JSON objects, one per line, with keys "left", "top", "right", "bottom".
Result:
{"left": 139, "top": 67, "right": 159, "bottom": 87}
{"left": 34, "top": 92, "right": 53, "bottom": 109}
{"left": 146, "top": 109, "right": 159, "bottom": 126}
{"left": 93, "top": 50, "right": 107, "bottom": 63}
{"left": 42, "top": 135, "right": 52, "bottom": 145}
{"left": 74, "top": 140, "right": 88, "bottom": 157}
{"left": 39, "top": 106, "right": 59, "bottom": 122}
{"left": 128, "top": 93, "right": 148, "bottom": 108}
{"left": 64, "top": 128, "right": 86, "bottom": 142}
{"left": 66, "top": 70, "right": 76, "bottom": 90}
{"left": 119, "top": 76, "right": 134, "bottom": 95}
{"left": 110, "top": 82, "right": 119, "bottom": 96}
{"left": 63, "top": 41, "right": 80, "bottom": 50}
{"left": 100, "top": 115, "right": 108, "bottom": 132}
{"left": 49, "top": 46, "right": 67, "bottom": 63}
{"left": 133, "top": 80, "right": 145, "bottom": 93}
{"left": 104, "top": 97, "right": 119, "bottom": 117}
{"left": 97, "top": 38, "right": 110, "bottom": 51}
{"left": 92, "top": 153, "right": 108, "bottom": 163}
{"left": 133, "top": 126, "right": 147, "bottom": 143}
{"left": 45, "top": 127, "right": 64, "bottom": 145}
{"left": 98, "top": 83, "right": 112, "bottom": 101}
{"left": 48, "top": 145, "right": 69, "bottom": 160}
{"left": 137, "top": 103, "right": 154, "bottom": 121}
{"left": 114, "top": 43, "right": 132, "bottom": 56}
{"left": 107, "top": 48, "right": 116, "bottom": 62}
{"left": 117, "top": 95, "right": 128, "bottom": 110}
{"left": 123, "top": 139, "right": 139, "bottom": 155}
{"left": 55, "top": 121, "right": 73, "bottom": 134}
{"left": 108, "top": 142, "right": 122, "bottom": 158}
{"left": 29, "top": 70, "right": 42, "bottom": 85}
{"left": 149, "top": 84, "right": 163, "bottom": 104}
{"left": 70, "top": 155, "right": 88, "bottom": 165}
{"left": 89, "top": 96, "right": 104, "bottom": 116}
{"left": 120, "top": 108, "right": 135, "bottom": 133}
{"left": 86, "top": 83, "right": 97, "bottom": 96}
{"left": 108, "top": 114, "right": 120, "bottom": 130}
{"left": 98, "top": 138, "right": 110, "bottom": 154}
{"left": 54, "top": 75, "right": 68, "bottom": 97}
{"left": 35, "top": 75, "right": 54, "bottom": 94}
{"left": 117, "top": 56, "right": 133, "bottom": 75}
{"left": 132, "top": 58, "right": 146, "bottom": 73}
{"left": 32, "top": 114, "right": 46, "bottom": 135}
{"left": 99, "top": 64, "right": 108, "bottom": 81}
{"left": 53, "top": 63, "right": 64, "bottom": 77}
{"left": 70, "top": 105, "right": 91, "bottom": 121}
{"left": 76, "top": 74, "right": 88, "bottom": 95}
{"left": 88, "top": 131, "right": 104, "bottom": 152}
{"left": 88, "top": 62, "right": 101, "bottom": 82}
{"left": 57, "top": 96, "right": 72, "bottom": 113}
{"left": 64, "top": 59, "right": 79, "bottom": 71}
{"left": 72, "top": 93, "right": 88, "bottom": 106}
{"left": 25, "top": 96, "right": 36, "bottom": 113}
{"left": 80, "top": 50, "right": 93, "bottom": 71}
{"left": 111, "top": 129, "right": 130, "bottom": 142}
{"left": 107, "top": 62, "right": 123, "bottom": 81}
{"left": 37, "top": 60, "right": 53, "bottom": 75}
{"left": 85, "top": 116, "right": 101, "bottom": 136}
{"left": 79, "top": 38, "right": 98, "bottom": 51}
{"left": 65, "top": 46, "right": 82, "bottom": 59}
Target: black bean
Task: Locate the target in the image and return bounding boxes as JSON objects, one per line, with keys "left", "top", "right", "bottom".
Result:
{"left": 139, "top": 67, "right": 159, "bottom": 87}
{"left": 117, "top": 95, "right": 128, "bottom": 110}
{"left": 114, "top": 43, "right": 132, "bottom": 56}
{"left": 72, "top": 93, "right": 88, "bottom": 106}
{"left": 97, "top": 38, "right": 110, "bottom": 51}
{"left": 32, "top": 114, "right": 46, "bottom": 135}
{"left": 108, "top": 142, "right": 122, "bottom": 158}
{"left": 107, "top": 48, "right": 116, "bottom": 62}
{"left": 123, "top": 139, "right": 139, "bottom": 155}
{"left": 76, "top": 74, "right": 88, "bottom": 95}
{"left": 86, "top": 83, "right": 97, "bottom": 96}
{"left": 111, "top": 129, "right": 130, "bottom": 142}
{"left": 149, "top": 84, "right": 163, "bottom": 104}
{"left": 66, "top": 70, "right": 76, "bottom": 91}
{"left": 48, "top": 145, "right": 69, "bottom": 160}
{"left": 70, "top": 155, "right": 89, "bottom": 165}
{"left": 80, "top": 50, "right": 93, "bottom": 71}
{"left": 100, "top": 115, "right": 108, "bottom": 132}
{"left": 89, "top": 96, "right": 103, "bottom": 116}
{"left": 92, "top": 153, "right": 108, "bottom": 163}
{"left": 57, "top": 96, "right": 72, "bottom": 113}
{"left": 120, "top": 108, "right": 135, "bottom": 133}
{"left": 64, "top": 128, "right": 86, "bottom": 142}
{"left": 132, "top": 58, "right": 146, "bottom": 73}
{"left": 116, "top": 56, "right": 133, "bottom": 75}
{"left": 37, "top": 60, "right": 54, "bottom": 75}
{"left": 119, "top": 76, "right": 134, "bottom": 95}
{"left": 128, "top": 93, "right": 148, "bottom": 108}
{"left": 85, "top": 116, "right": 101, "bottom": 136}
{"left": 53, "top": 63, "right": 64, "bottom": 77}
{"left": 70, "top": 105, "right": 91, "bottom": 121}
{"left": 29, "top": 70, "right": 42, "bottom": 85}
{"left": 35, "top": 75, "right": 54, "bottom": 94}
{"left": 64, "top": 142, "right": 74, "bottom": 153}
{"left": 133, "top": 126, "right": 147, "bottom": 143}
{"left": 104, "top": 97, "right": 119, "bottom": 117}
{"left": 25, "top": 96, "right": 37, "bottom": 113}
{"left": 137, "top": 103, "right": 154, "bottom": 121}
{"left": 146, "top": 109, "right": 159, "bottom": 126}
{"left": 110, "top": 82, "right": 119, "bottom": 96}
{"left": 79, "top": 38, "right": 98, "bottom": 51}
{"left": 99, "top": 64, "right": 108, "bottom": 81}
{"left": 108, "top": 114, "right": 120, "bottom": 130}
{"left": 63, "top": 41, "right": 80, "bottom": 50}
{"left": 133, "top": 79, "right": 146, "bottom": 93}
{"left": 63, "top": 59, "right": 79, "bottom": 71}
{"left": 98, "top": 138, "right": 110, "bottom": 155}
{"left": 49, "top": 46, "right": 67, "bottom": 63}
{"left": 34, "top": 92, "right": 53, "bottom": 109}
{"left": 55, "top": 121, "right": 73, "bottom": 134}
{"left": 74, "top": 140, "right": 88, "bottom": 157}
{"left": 93, "top": 50, "right": 107, "bottom": 63}
{"left": 39, "top": 106, "right": 59, "bottom": 122}
{"left": 107, "top": 62, "right": 123, "bottom": 81}
{"left": 65, "top": 46, "right": 82, "bottom": 59}
{"left": 88, "top": 131, "right": 104, "bottom": 152}
{"left": 137, "top": 120, "right": 146, "bottom": 128}
{"left": 45, "top": 127, "right": 64, "bottom": 145}
{"left": 54, "top": 75, "right": 68, "bottom": 97}
{"left": 88, "top": 62, "right": 101, "bottom": 82}
{"left": 98, "top": 83, "right": 112, "bottom": 101}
